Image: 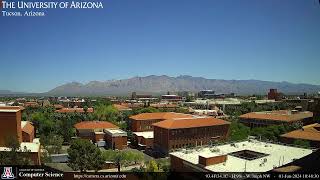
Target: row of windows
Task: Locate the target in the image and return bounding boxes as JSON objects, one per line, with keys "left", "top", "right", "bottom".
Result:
{"left": 170, "top": 126, "right": 226, "bottom": 135}
{"left": 170, "top": 130, "right": 224, "bottom": 140}
{"left": 170, "top": 140, "right": 211, "bottom": 149}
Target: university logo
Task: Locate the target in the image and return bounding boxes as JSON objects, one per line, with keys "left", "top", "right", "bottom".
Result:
{"left": 1, "top": 167, "right": 15, "bottom": 180}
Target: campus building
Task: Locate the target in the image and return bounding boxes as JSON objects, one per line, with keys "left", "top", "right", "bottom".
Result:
{"left": 150, "top": 103, "right": 178, "bottom": 111}
{"left": 170, "top": 140, "right": 314, "bottom": 172}
{"left": 161, "top": 95, "right": 184, "bottom": 102}
{"left": 153, "top": 117, "right": 230, "bottom": 155}
{"left": 267, "top": 89, "right": 283, "bottom": 101}
{"left": 0, "top": 106, "right": 41, "bottom": 165}
{"left": 239, "top": 110, "right": 313, "bottom": 128}
{"left": 198, "top": 90, "right": 215, "bottom": 99}
{"left": 280, "top": 123, "right": 320, "bottom": 148}
{"left": 132, "top": 131, "right": 154, "bottom": 149}
{"left": 55, "top": 107, "right": 94, "bottom": 113}
{"left": 74, "top": 121, "right": 127, "bottom": 150}
{"left": 129, "top": 112, "right": 193, "bottom": 132}
{"left": 113, "top": 104, "right": 132, "bottom": 112}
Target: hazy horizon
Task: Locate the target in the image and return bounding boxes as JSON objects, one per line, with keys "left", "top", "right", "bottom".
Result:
{"left": 1, "top": 74, "right": 320, "bottom": 94}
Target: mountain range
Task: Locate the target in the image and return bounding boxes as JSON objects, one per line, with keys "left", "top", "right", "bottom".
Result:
{"left": 42, "top": 75, "right": 320, "bottom": 96}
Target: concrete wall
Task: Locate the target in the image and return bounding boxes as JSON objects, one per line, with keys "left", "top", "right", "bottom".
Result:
{"left": 199, "top": 155, "right": 227, "bottom": 166}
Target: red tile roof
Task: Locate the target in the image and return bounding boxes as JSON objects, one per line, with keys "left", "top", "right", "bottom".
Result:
{"left": 130, "top": 112, "right": 193, "bottom": 121}
{"left": 150, "top": 104, "right": 178, "bottom": 108}
{"left": 22, "top": 121, "right": 34, "bottom": 135}
{"left": 113, "top": 104, "right": 132, "bottom": 111}
{"left": 55, "top": 108, "right": 94, "bottom": 113}
{"left": 280, "top": 123, "right": 320, "bottom": 141}
{"left": 273, "top": 165, "right": 301, "bottom": 172}
{"left": 121, "top": 103, "right": 144, "bottom": 108}
{"left": 0, "top": 106, "right": 25, "bottom": 111}
{"left": 24, "top": 102, "right": 39, "bottom": 107}
{"left": 239, "top": 110, "right": 313, "bottom": 122}
{"left": 53, "top": 104, "right": 64, "bottom": 109}
{"left": 74, "top": 121, "right": 118, "bottom": 130}
{"left": 152, "top": 117, "right": 230, "bottom": 129}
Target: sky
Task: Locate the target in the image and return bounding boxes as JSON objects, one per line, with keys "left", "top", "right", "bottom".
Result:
{"left": 1, "top": 0, "right": 320, "bottom": 93}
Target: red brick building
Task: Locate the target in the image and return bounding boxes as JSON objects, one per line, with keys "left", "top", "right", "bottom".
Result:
{"left": 0, "top": 106, "right": 23, "bottom": 145}
{"left": 56, "top": 107, "right": 94, "bottom": 113}
{"left": 21, "top": 121, "right": 35, "bottom": 142}
{"left": 0, "top": 106, "right": 41, "bottom": 165}
{"left": 23, "top": 101, "right": 39, "bottom": 108}
{"left": 150, "top": 103, "right": 179, "bottom": 111}
{"left": 161, "top": 95, "right": 184, "bottom": 102}
{"left": 129, "top": 112, "right": 193, "bottom": 132}
{"left": 74, "top": 121, "right": 127, "bottom": 150}
{"left": 152, "top": 117, "right": 230, "bottom": 155}
{"left": 239, "top": 110, "right": 313, "bottom": 128}
{"left": 132, "top": 131, "right": 154, "bottom": 149}
{"left": 267, "top": 89, "right": 283, "bottom": 101}
{"left": 280, "top": 123, "right": 320, "bottom": 148}
{"left": 113, "top": 104, "right": 132, "bottom": 112}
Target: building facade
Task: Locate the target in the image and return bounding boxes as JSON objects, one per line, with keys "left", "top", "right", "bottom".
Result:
{"left": 74, "top": 121, "right": 127, "bottom": 150}
{"left": 132, "top": 131, "right": 154, "bottom": 149}
{"left": 129, "top": 112, "right": 193, "bottom": 132}
{"left": 0, "top": 106, "right": 40, "bottom": 165}
{"left": 280, "top": 123, "right": 320, "bottom": 148}
{"left": 0, "top": 106, "right": 23, "bottom": 146}
{"left": 153, "top": 117, "right": 230, "bottom": 155}
{"left": 239, "top": 110, "right": 313, "bottom": 128}
{"left": 267, "top": 89, "right": 283, "bottom": 101}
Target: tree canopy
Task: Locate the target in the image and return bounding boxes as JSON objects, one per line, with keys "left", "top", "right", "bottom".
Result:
{"left": 102, "top": 150, "right": 144, "bottom": 172}
{"left": 0, "top": 136, "right": 32, "bottom": 165}
{"left": 67, "top": 139, "right": 105, "bottom": 172}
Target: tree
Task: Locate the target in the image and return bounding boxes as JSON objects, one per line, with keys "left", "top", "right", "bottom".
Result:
{"left": 0, "top": 136, "right": 32, "bottom": 165}
{"left": 293, "top": 139, "right": 310, "bottom": 148}
{"left": 131, "top": 151, "right": 144, "bottom": 164}
{"left": 56, "top": 115, "right": 77, "bottom": 142}
{"left": 145, "top": 160, "right": 160, "bottom": 172}
{"left": 94, "top": 105, "right": 120, "bottom": 122}
{"left": 133, "top": 107, "right": 159, "bottom": 114}
{"left": 174, "top": 107, "right": 189, "bottom": 114}
{"left": 250, "top": 125, "right": 289, "bottom": 141}
{"left": 68, "top": 139, "right": 105, "bottom": 172}
{"left": 12, "top": 101, "right": 20, "bottom": 106}
{"left": 83, "top": 106, "right": 88, "bottom": 114}
{"left": 40, "top": 134, "right": 64, "bottom": 154}
{"left": 228, "top": 121, "right": 250, "bottom": 141}
{"left": 102, "top": 150, "right": 144, "bottom": 172}
{"left": 31, "top": 112, "right": 56, "bottom": 136}
{"left": 156, "top": 159, "right": 170, "bottom": 172}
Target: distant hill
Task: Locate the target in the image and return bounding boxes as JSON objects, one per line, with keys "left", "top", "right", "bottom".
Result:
{"left": 0, "top": 90, "right": 25, "bottom": 95}
{"left": 46, "top": 75, "right": 320, "bottom": 96}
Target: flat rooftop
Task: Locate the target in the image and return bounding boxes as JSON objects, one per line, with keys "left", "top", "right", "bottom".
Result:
{"left": 0, "top": 106, "right": 24, "bottom": 112}
{"left": 133, "top": 131, "right": 154, "bottom": 139}
{"left": 170, "top": 140, "right": 314, "bottom": 172}
{"left": 239, "top": 110, "right": 313, "bottom": 122}
{"left": 21, "top": 121, "right": 27, "bottom": 128}
{"left": 0, "top": 142, "right": 40, "bottom": 153}
{"left": 105, "top": 129, "right": 127, "bottom": 136}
